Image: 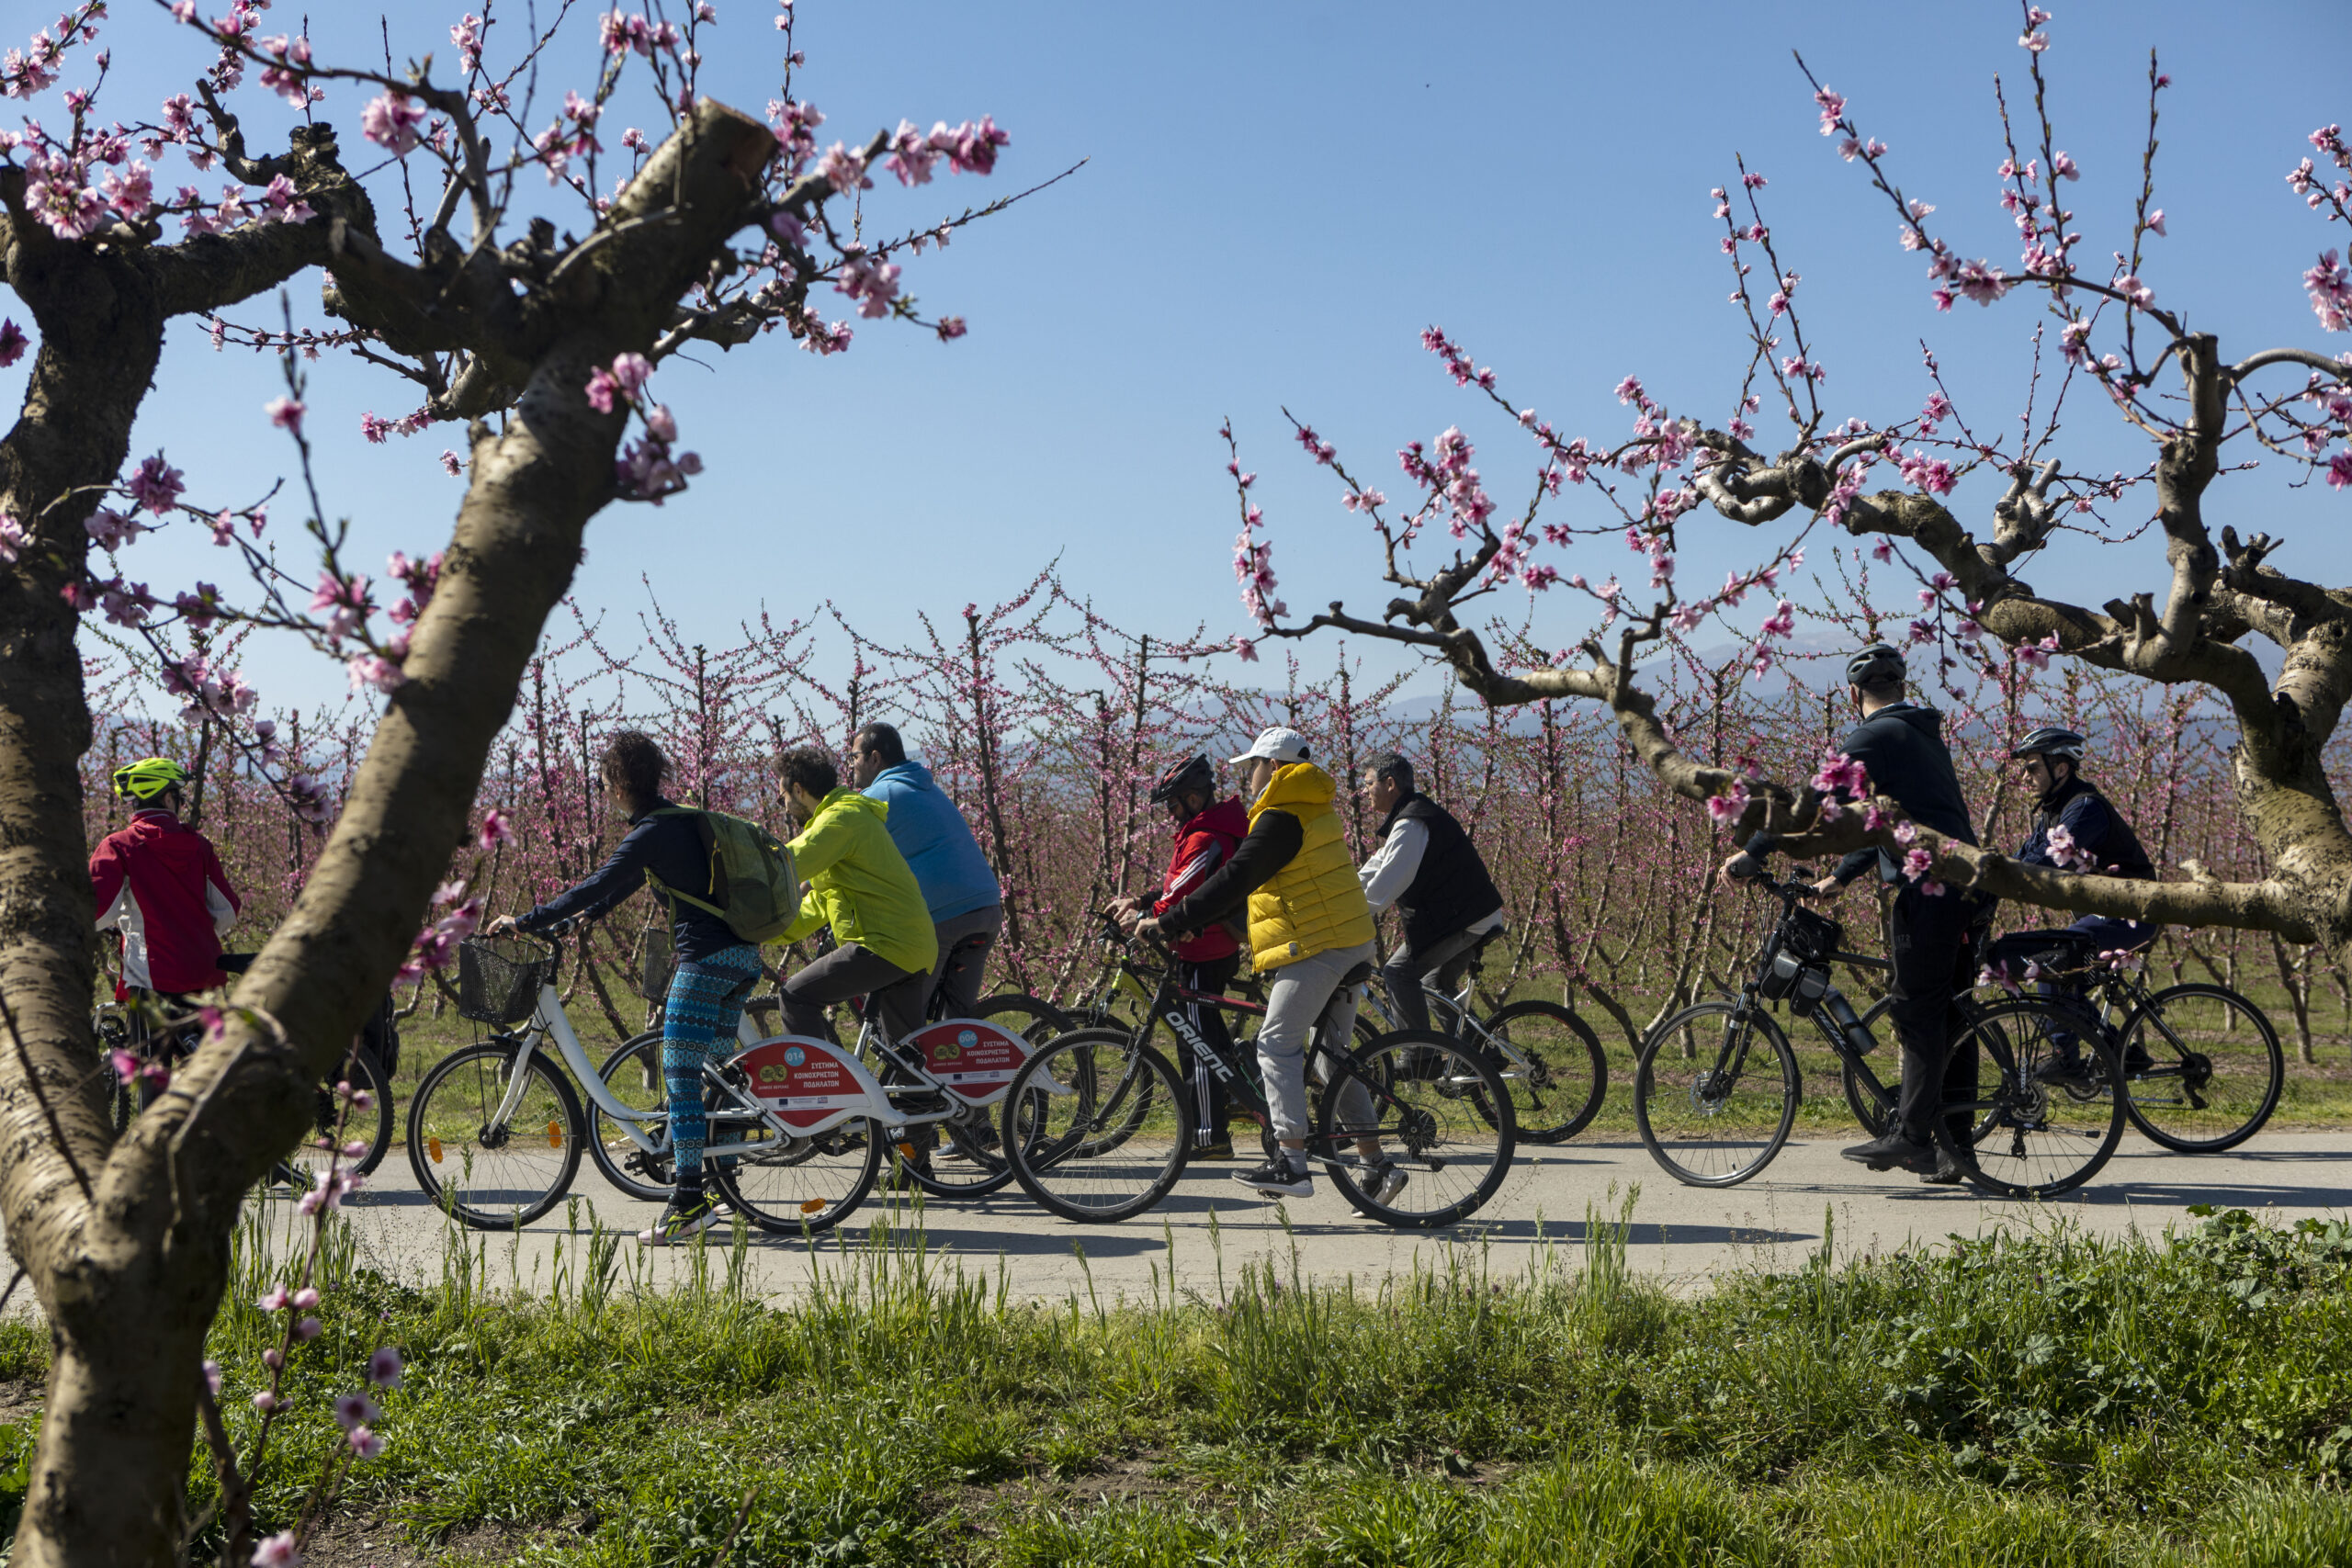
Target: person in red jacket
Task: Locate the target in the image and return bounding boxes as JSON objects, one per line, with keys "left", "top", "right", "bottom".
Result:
{"left": 90, "top": 757, "right": 242, "bottom": 1001}
{"left": 1110, "top": 755, "right": 1250, "bottom": 1158}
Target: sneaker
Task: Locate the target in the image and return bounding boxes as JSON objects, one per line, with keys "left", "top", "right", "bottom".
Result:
{"left": 2032, "top": 1052, "right": 2093, "bottom": 1088}
{"left": 638, "top": 1190, "right": 721, "bottom": 1247}
{"left": 1351, "top": 1159, "right": 1409, "bottom": 1214}
{"left": 1233, "top": 1154, "right": 1312, "bottom": 1198}
{"left": 1839, "top": 1131, "right": 1939, "bottom": 1175}
{"left": 2120, "top": 1043, "right": 2156, "bottom": 1076}
{"left": 1918, "top": 1147, "right": 1967, "bottom": 1186}
{"left": 1191, "top": 1138, "right": 1237, "bottom": 1161}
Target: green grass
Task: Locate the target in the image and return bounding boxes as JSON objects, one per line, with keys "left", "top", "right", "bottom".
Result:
{"left": 24, "top": 1196, "right": 2330, "bottom": 1565}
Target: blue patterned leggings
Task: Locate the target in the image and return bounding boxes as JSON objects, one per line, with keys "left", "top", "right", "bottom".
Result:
{"left": 662, "top": 944, "right": 763, "bottom": 1185}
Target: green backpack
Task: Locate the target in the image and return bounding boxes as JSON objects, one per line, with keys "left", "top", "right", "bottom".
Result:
{"left": 643, "top": 807, "right": 801, "bottom": 944}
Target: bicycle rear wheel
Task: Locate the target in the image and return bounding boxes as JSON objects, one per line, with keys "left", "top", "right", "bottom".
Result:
{"left": 1002, "top": 1028, "right": 1192, "bottom": 1223}
{"left": 1946, "top": 998, "right": 2126, "bottom": 1199}
{"left": 890, "top": 1101, "right": 1024, "bottom": 1199}
{"left": 285, "top": 1044, "right": 395, "bottom": 1185}
{"left": 1634, "top": 1001, "right": 1798, "bottom": 1188}
{"left": 707, "top": 1115, "right": 882, "bottom": 1235}
{"left": 2116, "top": 983, "right": 2284, "bottom": 1153}
{"left": 406, "top": 1042, "right": 584, "bottom": 1229}
{"left": 1474, "top": 1000, "right": 1606, "bottom": 1144}
{"left": 972, "top": 992, "right": 1070, "bottom": 1047}
{"left": 1318, "top": 1030, "right": 1514, "bottom": 1228}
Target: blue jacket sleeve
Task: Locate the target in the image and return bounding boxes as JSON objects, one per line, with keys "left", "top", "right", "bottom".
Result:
{"left": 517, "top": 819, "right": 661, "bottom": 931}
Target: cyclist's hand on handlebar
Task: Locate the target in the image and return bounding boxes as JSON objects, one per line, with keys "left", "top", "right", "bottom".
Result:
{"left": 1804, "top": 876, "right": 1843, "bottom": 901}
{"left": 1717, "top": 852, "right": 1760, "bottom": 885}
{"left": 485, "top": 914, "right": 520, "bottom": 936}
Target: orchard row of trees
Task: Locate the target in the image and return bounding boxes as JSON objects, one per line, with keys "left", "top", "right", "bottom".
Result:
{"left": 86, "top": 568, "right": 2352, "bottom": 1062}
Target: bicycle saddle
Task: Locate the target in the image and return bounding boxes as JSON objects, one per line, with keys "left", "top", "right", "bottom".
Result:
{"left": 1339, "top": 960, "right": 1375, "bottom": 987}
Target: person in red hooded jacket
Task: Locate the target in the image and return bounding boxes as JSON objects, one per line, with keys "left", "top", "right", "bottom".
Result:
{"left": 90, "top": 757, "right": 242, "bottom": 1001}
{"left": 1110, "top": 755, "right": 1249, "bottom": 1157}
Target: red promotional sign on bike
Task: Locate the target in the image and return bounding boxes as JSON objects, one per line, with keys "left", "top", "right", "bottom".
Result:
{"left": 910, "top": 1020, "right": 1029, "bottom": 1106}
{"left": 732, "top": 1037, "right": 883, "bottom": 1129}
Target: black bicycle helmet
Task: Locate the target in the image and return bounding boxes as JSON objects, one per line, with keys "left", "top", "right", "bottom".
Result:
{"left": 2010, "top": 726, "right": 2086, "bottom": 762}
{"left": 1148, "top": 754, "right": 1216, "bottom": 807}
{"left": 1844, "top": 642, "right": 1905, "bottom": 688}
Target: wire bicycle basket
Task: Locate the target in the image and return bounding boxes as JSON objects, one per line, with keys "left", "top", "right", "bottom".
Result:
{"left": 457, "top": 935, "right": 556, "bottom": 1025}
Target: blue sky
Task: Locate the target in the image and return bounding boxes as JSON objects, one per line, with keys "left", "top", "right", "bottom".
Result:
{"left": 17, "top": 0, "right": 2348, "bottom": 717}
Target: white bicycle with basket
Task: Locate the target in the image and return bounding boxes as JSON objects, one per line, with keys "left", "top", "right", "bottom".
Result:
{"left": 404, "top": 933, "right": 1046, "bottom": 1233}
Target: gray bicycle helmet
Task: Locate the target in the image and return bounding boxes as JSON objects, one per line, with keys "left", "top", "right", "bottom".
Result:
{"left": 1148, "top": 754, "right": 1216, "bottom": 807}
{"left": 1844, "top": 642, "right": 1905, "bottom": 688}
{"left": 2010, "top": 726, "right": 2086, "bottom": 762}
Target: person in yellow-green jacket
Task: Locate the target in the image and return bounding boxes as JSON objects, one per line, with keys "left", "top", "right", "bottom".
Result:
{"left": 773, "top": 746, "right": 941, "bottom": 1046}
{"left": 1141, "top": 727, "right": 1404, "bottom": 1208}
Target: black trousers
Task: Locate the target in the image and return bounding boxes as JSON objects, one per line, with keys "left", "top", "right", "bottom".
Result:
{"left": 779, "top": 942, "right": 927, "bottom": 1046}
{"left": 1174, "top": 953, "right": 1240, "bottom": 1139}
{"left": 1379, "top": 923, "right": 1494, "bottom": 1034}
{"left": 1886, "top": 885, "right": 1994, "bottom": 1142}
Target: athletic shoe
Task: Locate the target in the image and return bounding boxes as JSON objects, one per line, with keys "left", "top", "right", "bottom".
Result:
{"left": 1839, "top": 1131, "right": 1939, "bottom": 1175}
{"left": 1191, "top": 1138, "right": 1237, "bottom": 1161}
{"left": 1350, "top": 1159, "right": 1410, "bottom": 1215}
{"left": 2032, "top": 1053, "right": 2094, "bottom": 1088}
{"left": 2120, "top": 1043, "right": 2156, "bottom": 1076}
{"left": 1918, "top": 1148, "right": 1967, "bottom": 1186}
{"left": 1234, "top": 1154, "right": 1312, "bottom": 1198}
{"left": 638, "top": 1190, "right": 721, "bottom": 1247}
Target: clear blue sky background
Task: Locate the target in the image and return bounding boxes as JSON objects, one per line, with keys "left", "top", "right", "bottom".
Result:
{"left": 14, "top": 0, "right": 2346, "bottom": 717}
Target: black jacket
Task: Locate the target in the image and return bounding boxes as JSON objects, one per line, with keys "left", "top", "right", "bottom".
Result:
{"left": 1747, "top": 703, "right": 1978, "bottom": 886}
{"left": 1379, "top": 793, "right": 1505, "bottom": 953}
{"left": 517, "top": 799, "right": 743, "bottom": 963}
{"left": 2020, "top": 773, "right": 2154, "bottom": 881}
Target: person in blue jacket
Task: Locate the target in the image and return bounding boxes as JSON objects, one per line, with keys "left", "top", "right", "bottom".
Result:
{"left": 850, "top": 723, "right": 1005, "bottom": 1017}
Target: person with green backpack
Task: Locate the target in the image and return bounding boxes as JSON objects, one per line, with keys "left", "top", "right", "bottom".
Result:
{"left": 493, "top": 730, "right": 798, "bottom": 1246}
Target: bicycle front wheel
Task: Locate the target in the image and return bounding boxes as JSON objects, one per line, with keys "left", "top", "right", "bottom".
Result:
{"left": 1003, "top": 1028, "right": 1192, "bottom": 1223}
{"left": 406, "top": 1042, "right": 584, "bottom": 1229}
{"left": 1634, "top": 1001, "right": 1798, "bottom": 1188}
{"left": 1474, "top": 1000, "right": 1606, "bottom": 1144}
{"left": 586, "top": 1032, "right": 677, "bottom": 1201}
{"left": 2116, "top": 983, "right": 2285, "bottom": 1153}
{"left": 1319, "top": 1029, "right": 1514, "bottom": 1228}
{"left": 1947, "top": 998, "right": 2126, "bottom": 1199}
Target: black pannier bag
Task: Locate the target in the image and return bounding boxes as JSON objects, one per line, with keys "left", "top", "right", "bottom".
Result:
{"left": 1757, "top": 905, "right": 1842, "bottom": 1014}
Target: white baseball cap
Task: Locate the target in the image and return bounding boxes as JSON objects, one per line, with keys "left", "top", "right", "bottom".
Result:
{"left": 1229, "top": 726, "right": 1312, "bottom": 766}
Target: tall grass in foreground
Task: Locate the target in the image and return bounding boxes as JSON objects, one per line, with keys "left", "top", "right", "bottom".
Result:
{"left": 1, "top": 1196, "right": 2346, "bottom": 1563}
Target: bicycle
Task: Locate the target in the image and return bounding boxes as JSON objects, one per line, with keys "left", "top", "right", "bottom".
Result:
{"left": 1000, "top": 919, "right": 1517, "bottom": 1228}
{"left": 586, "top": 930, "right": 1065, "bottom": 1202}
{"left": 1973, "top": 933, "right": 2285, "bottom": 1154}
{"left": 97, "top": 954, "right": 396, "bottom": 1185}
{"left": 409, "top": 933, "right": 1049, "bottom": 1231}
{"left": 1354, "top": 928, "right": 1608, "bottom": 1145}
{"left": 1634, "top": 872, "right": 2126, "bottom": 1199}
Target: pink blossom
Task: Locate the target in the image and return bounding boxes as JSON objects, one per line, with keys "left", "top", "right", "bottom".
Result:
{"left": 346, "top": 654, "right": 404, "bottom": 694}
{"left": 0, "top": 513, "right": 29, "bottom": 566}
{"left": 2146, "top": 209, "right": 2166, "bottom": 237}
{"left": 2304, "top": 251, "right": 2349, "bottom": 333}
{"left": 361, "top": 90, "right": 426, "bottom": 156}
{"left": 478, "top": 807, "right": 513, "bottom": 849}
{"left": 266, "top": 397, "right": 304, "bottom": 434}
{"left": 1902, "top": 845, "right": 1935, "bottom": 881}
{"left": 252, "top": 1530, "right": 300, "bottom": 1567}
{"left": 440, "top": 450, "right": 462, "bottom": 477}
{"left": 334, "top": 1392, "right": 379, "bottom": 1430}
{"left": 0, "top": 319, "right": 25, "bottom": 367}
{"left": 2113, "top": 274, "right": 2155, "bottom": 309}
{"left": 347, "top": 1426, "right": 384, "bottom": 1461}
{"left": 126, "top": 455, "right": 185, "bottom": 516}
{"left": 817, "top": 141, "right": 870, "bottom": 194}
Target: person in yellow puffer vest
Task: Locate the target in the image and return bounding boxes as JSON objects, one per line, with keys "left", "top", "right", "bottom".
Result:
{"left": 1142, "top": 727, "right": 1404, "bottom": 1207}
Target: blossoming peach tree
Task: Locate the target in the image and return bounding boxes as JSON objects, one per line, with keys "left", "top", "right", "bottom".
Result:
{"left": 0, "top": 1, "right": 1035, "bottom": 1561}
{"left": 1232, "top": 5, "right": 2352, "bottom": 958}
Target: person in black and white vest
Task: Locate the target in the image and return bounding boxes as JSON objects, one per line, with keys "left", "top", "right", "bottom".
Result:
{"left": 1357, "top": 753, "right": 1506, "bottom": 1036}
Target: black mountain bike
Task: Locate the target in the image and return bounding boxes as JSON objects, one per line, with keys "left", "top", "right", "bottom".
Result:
{"left": 1000, "top": 919, "right": 1517, "bottom": 1228}
{"left": 1634, "top": 873, "right": 2127, "bottom": 1199}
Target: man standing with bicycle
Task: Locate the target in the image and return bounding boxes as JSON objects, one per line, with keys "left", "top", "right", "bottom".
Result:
{"left": 851, "top": 723, "right": 1005, "bottom": 1019}
{"left": 1720, "top": 644, "right": 1989, "bottom": 1181}
{"left": 1110, "top": 755, "right": 1250, "bottom": 1158}
{"left": 1357, "top": 752, "right": 1506, "bottom": 1040}
{"left": 1140, "top": 728, "right": 1401, "bottom": 1203}
{"left": 1983, "top": 727, "right": 2159, "bottom": 1083}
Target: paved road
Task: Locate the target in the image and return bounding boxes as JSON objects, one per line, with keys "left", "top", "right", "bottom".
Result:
{"left": 241, "top": 1130, "right": 2352, "bottom": 1306}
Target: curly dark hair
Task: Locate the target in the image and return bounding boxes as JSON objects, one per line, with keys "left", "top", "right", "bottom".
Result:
{"left": 600, "top": 730, "right": 670, "bottom": 811}
{"left": 773, "top": 746, "right": 839, "bottom": 800}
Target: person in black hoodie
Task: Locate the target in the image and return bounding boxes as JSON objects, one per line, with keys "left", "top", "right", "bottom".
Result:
{"left": 1721, "top": 643, "right": 1992, "bottom": 1180}
{"left": 1981, "top": 726, "right": 2158, "bottom": 1079}
{"left": 1358, "top": 753, "right": 1506, "bottom": 1035}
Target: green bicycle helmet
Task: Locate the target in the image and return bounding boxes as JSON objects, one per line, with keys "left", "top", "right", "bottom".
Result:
{"left": 112, "top": 757, "right": 192, "bottom": 802}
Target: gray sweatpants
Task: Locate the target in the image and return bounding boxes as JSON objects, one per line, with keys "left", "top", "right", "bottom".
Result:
{"left": 1257, "top": 940, "right": 1376, "bottom": 1141}
{"left": 779, "top": 942, "right": 927, "bottom": 1046}
{"left": 927, "top": 904, "right": 1004, "bottom": 1018}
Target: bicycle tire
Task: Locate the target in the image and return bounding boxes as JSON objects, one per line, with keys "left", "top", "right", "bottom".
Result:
{"left": 2115, "top": 982, "right": 2285, "bottom": 1154}
{"left": 1001, "top": 1028, "right": 1192, "bottom": 1223}
{"left": 1473, "top": 999, "right": 1607, "bottom": 1144}
{"left": 1840, "top": 1011, "right": 1998, "bottom": 1145}
{"left": 1317, "top": 1029, "right": 1515, "bottom": 1229}
{"left": 405, "top": 1041, "right": 585, "bottom": 1229}
{"left": 972, "top": 992, "right": 1071, "bottom": 1046}
{"left": 1945, "top": 997, "right": 2127, "bottom": 1199}
{"left": 585, "top": 1032, "right": 678, "bottom": 1201}
{"left": 707, "top": 1115, "right": 882, "bottom": 1235}
{"left": 1634, "top": 1001, "right": 1799, "bottom": 1188}
{"left": 288, "top": 1044, "right": 395, "bottom": 1182}
{"left": 886, "top": 1100, "right": 1025, "bottom": 1200}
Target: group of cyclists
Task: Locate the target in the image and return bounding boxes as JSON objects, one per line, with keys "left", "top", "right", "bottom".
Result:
{"left": 92, "top": 637, "right": 2170, "bottom": 1241}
